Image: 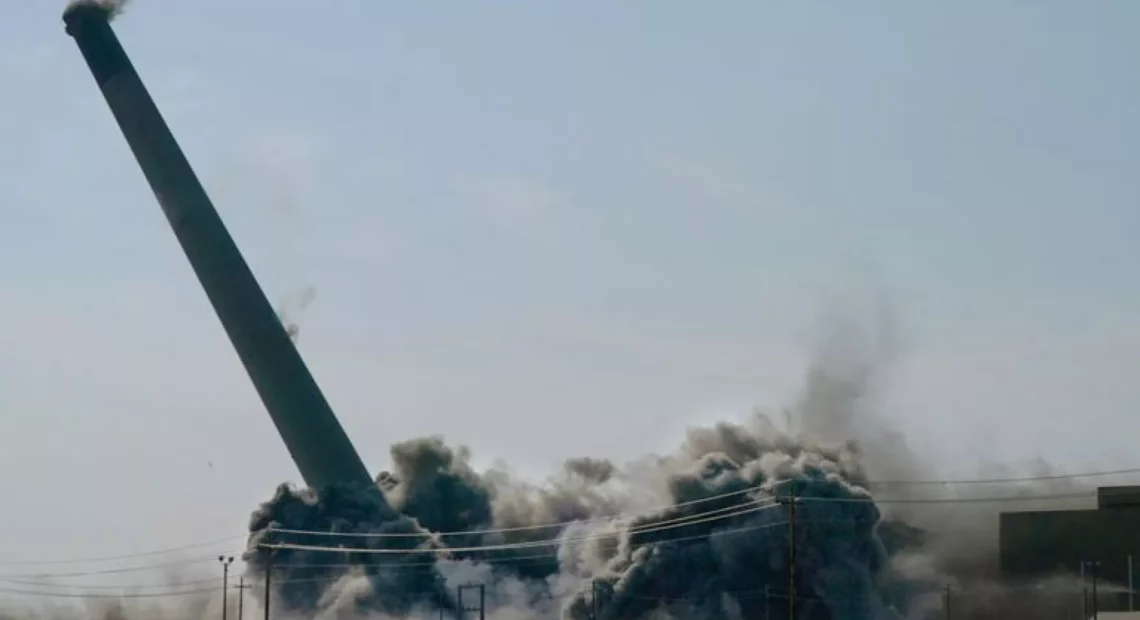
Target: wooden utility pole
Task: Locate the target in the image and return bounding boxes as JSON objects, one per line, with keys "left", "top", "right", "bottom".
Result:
{"left": 1129, "top": 554, "right": 1135, "bottom": 611}
{"left": 234, "top": 577, "right": 252, "bottom": 620}
{"left": 777, "top": 494, "right": 798, "bottom": 620}
{"left": 1091, "top": 560, "right": 1100, "bottom": 620}
{"left": 457, "top": 584, "right": 485, "bottom": 620}
{"left": 790, "top": 498, "right": 797, "bottom": 620}
{"left": 263, "top": 551, "right": 274, "bottom": 620}
{"left": 1081, "top": 560, "right": 1088, "bottom": 620}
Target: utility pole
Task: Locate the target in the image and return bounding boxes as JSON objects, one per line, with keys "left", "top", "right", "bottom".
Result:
{"left": 590, "top": 579, "right": 613, "bottom": 620}
{"left": 218, "top": 556, "right": 234, "bottom": 620}
{"left": 781, "top": 495, "right": 798, "bottom": 620}
{"left": 434, "top": 574, "right": 447, "bottom": 620}
{"left": 263, "top": 551, "right": 274, "bottom": 620}
{"left": 1129, "top": 554, "right": 1135, "bottom": 611}
{"left": 790, "top": 500, "right": 796, "bottom": 620}
{"left": 1081, "top": 560, "right": 1088, "bottom": 620}
{"left": 592, "top": 578, "right": 601, "bottom": 620}
{"left": 944, "top": 585, "right": 951, "bottom": 620}
{"left": 1091, "top": 560, "right": 1100, "bottom": 620}
{"left": 234, "top": 577, "right": 251, "bottom": 620}
{"left": 457, "top": 584, "right": 485, "bottom": 620}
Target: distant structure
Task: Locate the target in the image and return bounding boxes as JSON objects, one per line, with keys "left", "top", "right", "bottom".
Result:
{"left": 62, "top": 4, "right": 375, "bottom": 492}
{"left": 1001, "top": 486, "right": 1140, "bottom": 612}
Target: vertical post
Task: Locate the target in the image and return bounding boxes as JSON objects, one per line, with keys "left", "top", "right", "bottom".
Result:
{"left": 457, "top": 584, "right": 485, "bottom": 620}
{"left": 764, "top": 585, "right": 770, "bottom": 620}
{"left": 1081, "top": 561, "right": 1088, "bottom": 620}
{"left": 1130, "top": 554, "right": 1135, "bottom": 611}
{"left": 591, "top": 580, "right": 599, "bottom": 620}
{"left": 218, "top": 556, "right": 234, "bottom": 620}
{"left": 591, "top": 579, "right": 612, "bottom": 620}
{"left": 224, "top": 558, "right": 232, "bottom": 620}
{"left": 1091, "top": 561, "right": 1100, "bottom": 620}
{"left": 944, "top": 585, "right": 951, "bottom": 620}
{"left": 235, "top": 577, "right": 248, "bottom": 620}
{"left": 436, "top": 574, "right": 446, "bottom": 620}
{"left": 263, "top": 552, "right": 273, "bottom": 620}
{"left": 787, "top": 495, "right": 797, "bottom": 620}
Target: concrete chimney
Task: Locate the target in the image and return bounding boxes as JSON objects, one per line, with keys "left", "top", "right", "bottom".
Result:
{"left": 63, "top": 5, "right": 376, "bottom": 493}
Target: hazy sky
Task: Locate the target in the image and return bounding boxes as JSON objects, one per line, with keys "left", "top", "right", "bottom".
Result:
{"left": 2, "top": 0, "right": 1139, "bottom": 571}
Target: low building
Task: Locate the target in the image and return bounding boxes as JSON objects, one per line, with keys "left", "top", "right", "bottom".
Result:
{"left": 1000, "top": 486, "right": 1140, "bottom": 612}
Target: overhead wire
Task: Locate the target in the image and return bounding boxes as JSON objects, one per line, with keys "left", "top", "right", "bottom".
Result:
{"left": 798, "top": 490, "right": 1098, "bottom": 505}
{"left": 0, "top": 507, "right": 1080, "bottom": 598}
{"left": 0, "top": 499, "right": 781, "bottom": 582}
{"left": 0, "top": 520, "right": 796, "bottom": 599}
{"left": 0, "top": 583, "right": 219, "bottom": 600}
{"left": 266, "top": 481, "right": 792, "bottom": 540}
{"left": 11, "top": 514, "right": 891, "bottom": 593}
{"left": 2, "top": 464, "right": 1133, "bottom": 574}
{"left": 263, "top": 467, "right": 1120, "bottom": 542}
{"left": 259, "top": 487, "right": 1107, "bottom": 556}
{"left": 866, "top": 466, "right": 1140, "bottom": 486}
{"left": 0, "top": 555, "right": 240, "bottom": 581}
{"left": 262, "top": 500, "right": 782, "bottom": 555}
{"left": 0, "top": 535, "right": 245, "bottom": 567}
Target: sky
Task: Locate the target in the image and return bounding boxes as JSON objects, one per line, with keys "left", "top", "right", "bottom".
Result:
{"left": 1, "top": 0, "right": 1140, "bottom": 571}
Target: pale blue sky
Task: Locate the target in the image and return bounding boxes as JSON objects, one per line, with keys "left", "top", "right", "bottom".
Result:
{"left": 2, "top": 0, "right": 1139, "bottom": 569}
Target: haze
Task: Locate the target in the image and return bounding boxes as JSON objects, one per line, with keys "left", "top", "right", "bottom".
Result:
{"left": 1, "top": 0, "right": 1138, "bottom": 570}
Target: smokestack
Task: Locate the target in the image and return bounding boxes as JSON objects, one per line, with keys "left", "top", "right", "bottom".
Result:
{"left": 62, "top": 5, "right": 374, "bottom": 492}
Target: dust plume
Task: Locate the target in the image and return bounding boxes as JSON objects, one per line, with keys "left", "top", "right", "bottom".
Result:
{"left": 235, "top": 304, "right": 1114, "bottom": 620}
{"left": 64, "top": 0, "right": 131, "bottom": 20}
{"left": 4, "top": 303, "right": 1116, "bottom": 620}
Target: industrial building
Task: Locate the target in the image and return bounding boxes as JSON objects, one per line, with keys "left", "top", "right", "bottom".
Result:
{"left": 1001, "top": 486, "right": 1140, "bottom": 613}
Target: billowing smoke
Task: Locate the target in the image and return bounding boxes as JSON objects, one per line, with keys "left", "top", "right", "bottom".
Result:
{"left": 64, "top": 0, "right": 130, "bottom": 20}
{"left": 245, "top": 422, "right": 889, "bottom": 620}
{"left": 238, "top": 309, "right": 1105, "bottom": 620}
{"left": 0, "top": 313, "right": 1113, "bottom": 620}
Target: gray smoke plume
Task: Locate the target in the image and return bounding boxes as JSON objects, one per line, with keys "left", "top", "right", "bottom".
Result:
{"left": 64, "top": 0, "right": 130, "bottom": 20}
{"left": 236, "top": 303, "right": 1119, "bottom": 620}
{"left": 4, "top": 303, "right": 1114, "bottom": 620}
{"left": 245, "top": 420, "right": 892, "bottom": 620}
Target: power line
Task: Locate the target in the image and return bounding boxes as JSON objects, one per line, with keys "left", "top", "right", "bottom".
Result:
{"left": 0, "top": 513, "right": 1001, "bottom": 597}
{"left": 0, "top": 584, "right": 218, "bottom": 600}
{"left": 0, "top": 500, "right": 774, "bottom": 580}
{"left": 3, "top": 463, "right": 1131, "bottom": 572}
{"left": 262, "top": 501, "right": 783, "bottom": 555}
{"left": 0, "top": 576, "right": 221, "bottom": 591}
{"left": 269, "top": 493, "right": 781, "bottom": 541}
{"left": 0, "top": 536, "right": 245, "bottom": 567}
{"left": 1, "top": 515, "right": 902, "bottom": 595}
{"left": 261, "top": 488, "right": 1108, "bottom": 557}
{"left": 271, "top": 518, "right": 790, "bottom": 565}
{"left": 0, "top": 555, "right": 240, "bottom": 581}
{"left": 265, "top": 466, "right": 1139, "bottom": 541}
{"left": 867, "top": 466, "right": 1140, "bottom": 486}
{"left": 799, "top": 490, "right": 1098, "bottom": 505}
{"left": 268, "top": 484, "right": 791, "bottom": 540}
